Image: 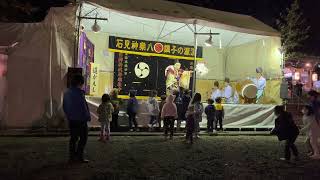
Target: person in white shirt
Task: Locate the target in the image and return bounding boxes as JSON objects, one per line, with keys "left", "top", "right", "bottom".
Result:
{"left": 250, "top": 67, "right": 266, "bottom": 103}
{"left": 211, "top": 81, "right": 222, "bottom": 102}
{"left": 223, "top": 78, "right": 233, "bottom": 103}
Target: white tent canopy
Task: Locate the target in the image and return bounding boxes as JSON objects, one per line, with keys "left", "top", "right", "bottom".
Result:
{"left": 80, "top": 1, "right": 282, "bottom": 81}
{"left": 85, "top": 0, "right": 279, "bottom": 37}
{"left": 80, "top": 2, "right": 270, "bottom": 48}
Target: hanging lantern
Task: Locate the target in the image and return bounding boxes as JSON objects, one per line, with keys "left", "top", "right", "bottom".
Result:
{"left": 195, "top": 63, "right": 209, "bottom": 76}
{"left": 312, "top": 73, "right": 318, "bottom": 82}
{"left": 294, "top": 72, "right": 300, "bottom": 80}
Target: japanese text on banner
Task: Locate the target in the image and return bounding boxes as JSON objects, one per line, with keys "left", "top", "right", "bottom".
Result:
{"left": 90, "top": 63, "right": 100, "bottom": 96}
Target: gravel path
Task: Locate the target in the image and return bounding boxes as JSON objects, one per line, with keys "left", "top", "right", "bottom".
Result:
{"left": 0, "top": 136, "right": 319, "bottom": 180}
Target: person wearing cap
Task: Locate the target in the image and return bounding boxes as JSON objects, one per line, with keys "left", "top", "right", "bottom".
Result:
{"left": 223, "top": 78, "right": 233, "bottom": 103}
{"left": 250, "top": 67, "right": 266, "bottom": 103}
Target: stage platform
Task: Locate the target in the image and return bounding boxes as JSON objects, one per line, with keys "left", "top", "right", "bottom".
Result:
{"left": 86, "top": 97, "right": 276, "bottom": 129}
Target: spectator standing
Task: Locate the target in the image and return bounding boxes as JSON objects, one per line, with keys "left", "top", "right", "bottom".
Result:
{"left": 189, "top": 93, "right": 203, "bottom": 138}
{"left": 300, "top": 105, "right": 314, "bottom": 155}
{"left": 186, "top": 93, "right": 203, "bottom": 143}
{"left": 127, "top": 91, "right": 139, "bottom": 131}
{"left": 161, "top": 94, "right": 178, "bottom": 140}
{"left": 110, "top": 89, "right": 122, "bottom": 131}
{"left": 271, "top": 105, "right": 299, "bottom": 161}
{"left": 97, "top": 94, "right": 114, "bottom": 142}
{"left": 180, "top": 89, "right": 191, "bottom": 131}
{"left": 147, "top": 90, "right": 160, "bottom": 131}
{"left": 215, "top": 97, "right": 224, "bottom": 131}
{"left": 300, "top": 105, "right": 320, "bottom": 159}
{"left": 158, "top": 95, "right": 167, "bottom": 128}
{"left": 308, "top": 90, "right": 320, "bottom": 122}
{"left": 173, "top": 90, "right": 183, "bottom": 131}
{"left": 205, "top": 98, "right": 216, "bottom": 134}
{"left": 63, "top": 75, "right": 90, "bottom": 163}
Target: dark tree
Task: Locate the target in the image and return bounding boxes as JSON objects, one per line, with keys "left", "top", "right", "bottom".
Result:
{"left": 277, "top": 0, "right": 310, "bottom": 59}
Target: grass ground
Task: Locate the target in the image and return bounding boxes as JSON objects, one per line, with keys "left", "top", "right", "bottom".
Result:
{"left": 0, "top": 136, "right": 319, "bottom": 180}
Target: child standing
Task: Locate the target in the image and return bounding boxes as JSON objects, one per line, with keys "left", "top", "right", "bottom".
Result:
{"left": 205, "top": 98, "right": 216, "bottom": 134}
{"left": 127, "top": 91, "right": 139, "bottom": 131}
{"left": 161, "top": 94, "right": 178, "bottom": 140}
{"left": 215, "top": 97, "right": 224, "bottom": 131}
{"left": 186, "top": 105, "right": 195, "bottom": 144}
{"left": 158, "top": 95, "right": 167, "bottom": 128}
{"left": 110, "top": 88, "right": 123, "bottom": 132}
{"left": 180, "top": 89, "right": 191, "bottom": 131}
{"left": 271, "top": 105, "right": 299, "bottom": 161}
{"left": 147, "top": 90, "right": 160, "bottom": 131}
{"left": 97, "top": 94, "right": 114, "bottom": 142}
{"left": 188, "top": 93, "right": 203, "bottom": 138}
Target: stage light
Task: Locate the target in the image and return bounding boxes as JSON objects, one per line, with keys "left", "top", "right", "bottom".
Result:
{"left": 294, "top": 72, "right": 300, "bottom": 81}
{"left": 91, "top": 14, "right": 101, "bottom": 33}
{"left": 204, "top": 35, "right": 213, "bottom": 47}
{"left": 312, "top": 73, "right": 318, "bottom": 82}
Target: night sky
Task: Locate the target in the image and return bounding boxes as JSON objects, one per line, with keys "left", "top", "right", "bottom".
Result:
{"left": 0, "top": 0, "right": 319, "bottom": 55}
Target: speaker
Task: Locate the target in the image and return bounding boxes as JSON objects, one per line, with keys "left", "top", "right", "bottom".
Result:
{"left": 280, "top": 80, "right": 289, "bottom": 99}
{"left": 67, "top": 67, "right": 83, "bottom": 88}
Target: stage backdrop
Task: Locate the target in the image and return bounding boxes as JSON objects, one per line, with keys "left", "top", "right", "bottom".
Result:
{"left": 113, "top": 53, "right": 194, "bottom": 96}
{"left": 110, "top": 36, "right": 202, "bottom": 97}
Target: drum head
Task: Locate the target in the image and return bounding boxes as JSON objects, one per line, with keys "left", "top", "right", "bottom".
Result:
{"left": 241, "top": 84, "right": 257, "bottom": 99}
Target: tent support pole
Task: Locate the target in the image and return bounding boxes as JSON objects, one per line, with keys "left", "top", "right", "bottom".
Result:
{"left": 192, "top": 23, "right": 197, "bottom": 94}
{"left": 74, "top": 2, "right": 83, "bottom": 68}
{"left": 48, "top": 16, "right": 53, "bottom": 131}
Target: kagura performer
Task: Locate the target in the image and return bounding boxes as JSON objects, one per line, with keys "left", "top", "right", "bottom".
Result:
{"left": 165, "top": 62, "right": 192, "bottom": 94}
{"left": 250, "top": 67, "right": 266, "bottom": 103}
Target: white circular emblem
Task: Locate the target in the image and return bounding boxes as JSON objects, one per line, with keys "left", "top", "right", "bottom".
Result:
{"left": 134, "top": 62, "right": 150, "bottom": 78}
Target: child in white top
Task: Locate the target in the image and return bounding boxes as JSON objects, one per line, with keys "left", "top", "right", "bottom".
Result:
{"left": 97, "top": 94, "right": 114, "bottom": 142}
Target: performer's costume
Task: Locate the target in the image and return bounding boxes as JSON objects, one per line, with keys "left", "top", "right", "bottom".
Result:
{"left": 165, "top": 63, "right": 191, "bottom": 94}
{"left": 233, "top": 90, "right": 239, "bottom": 104}
{"left": 211, "top": 89, "right": 222, "bottom": 102}
{"left": 165, "top": 65, "right": 180, "bottom": 93}
{"left": 223, "top": 85, "right": 233, "bottom": 103}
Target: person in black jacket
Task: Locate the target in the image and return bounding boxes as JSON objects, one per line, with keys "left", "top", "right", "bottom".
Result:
{"left": 63, "top": 75, "right": 90, "bottom": 163}
{"left": 205, "top": 98, "right": 216, "bottom": 133}
{"left": 271, "top": 105, "right": 300, "bottom": 161}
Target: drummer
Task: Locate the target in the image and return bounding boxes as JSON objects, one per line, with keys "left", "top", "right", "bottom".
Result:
{"left": 211, "top": 81, "right": 222, "bottom": 102}
{"left": 223, "top": 78, "right": 233, "bottom": 103}
{"left": 250, "top": 67, "right": 266, "bottom": 102}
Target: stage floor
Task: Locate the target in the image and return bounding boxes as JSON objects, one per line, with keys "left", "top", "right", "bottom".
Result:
{"left": 86, "top": 97, "right": 276, "bottom": 129}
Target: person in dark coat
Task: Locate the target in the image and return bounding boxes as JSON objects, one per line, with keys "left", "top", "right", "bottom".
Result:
{"left": 181, "top": 89, "right": 191, "bottom": 119}
{"left": 173, "top": 90, "right": 183, "bottom": 131}
{"left": 205, "top": 98, "right": 216, "bottom": 133}
{"left": 176, "top": 89, "right": 191, "bottom": 131}
{"left": 63, "top": 75, "right": 90, "bottom": 163}
{"left": 127, "top": 90, "right": 139, "bottom": 131}
{"left": 271, "top": 105, "right": 300, "bottom": 161}
{"left": 110, "top": 88, "right": 123, "bottom": 131}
